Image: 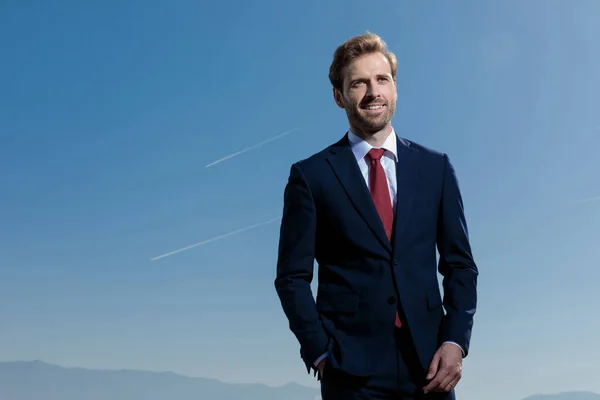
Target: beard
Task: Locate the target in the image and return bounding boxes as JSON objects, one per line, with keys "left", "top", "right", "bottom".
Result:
{"left": 345, "top": 100, "right": 396, "bottom": 135}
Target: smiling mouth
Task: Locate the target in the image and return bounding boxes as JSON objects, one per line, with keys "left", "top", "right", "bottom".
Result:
{"left": 361, "top": 104, "right": 385, "bottom": 111}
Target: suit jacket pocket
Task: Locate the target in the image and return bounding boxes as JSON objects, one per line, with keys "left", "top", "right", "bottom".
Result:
{"left": 426, "top": 287, "right": 443, "bottom": 310}
{"left": 317, "top": 290, "right": 359, "bottom": 315}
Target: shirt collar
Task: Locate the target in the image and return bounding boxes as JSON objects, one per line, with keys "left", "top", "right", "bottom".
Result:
{"left": 347, "top": 128, "right": 398, "bottom": 162}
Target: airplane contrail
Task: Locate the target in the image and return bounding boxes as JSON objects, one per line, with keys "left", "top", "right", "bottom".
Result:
{"left": 150, "top": 216, "right": 282, "bottom": 261}
{"left": 205, "top": 128, "right": 299, "bottom": 168}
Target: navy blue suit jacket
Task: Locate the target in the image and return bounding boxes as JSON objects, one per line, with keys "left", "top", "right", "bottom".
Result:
{"left": 274, "top": 132, "right": 478, "bottom": 378}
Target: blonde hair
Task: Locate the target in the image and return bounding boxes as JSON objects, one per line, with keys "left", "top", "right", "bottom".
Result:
{"left": 329, "top": 32, "right": 398, "bottom": 92}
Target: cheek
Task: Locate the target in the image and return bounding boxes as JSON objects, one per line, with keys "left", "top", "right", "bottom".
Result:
{"left": 348, "top": 95, "right": 363, "bottom": 109}
{"left": 383, "top": 86, "right": 394, "bottom": 98}
{"left": 345, "top": 89, "right": 364, "bottom": 105}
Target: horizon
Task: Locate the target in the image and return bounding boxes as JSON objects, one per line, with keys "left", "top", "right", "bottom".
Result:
{"left": 2, "top": 359, "right": 599, "bottom": 399}
{"left": 1, "top": 1, "right": 599, "bottom": 400}
{"left": 3, "top": 359, "right": 301, "bottom": 384}
{"left": 1, "top": 359, "right": 305, "bottom": 387}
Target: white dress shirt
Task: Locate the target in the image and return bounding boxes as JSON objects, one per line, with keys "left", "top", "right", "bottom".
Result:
{"left": 347, "top": 128, "right": 398, "bottom": 211}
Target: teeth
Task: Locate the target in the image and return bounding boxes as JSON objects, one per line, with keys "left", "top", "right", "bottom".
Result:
{"left": 365, "top": 105, "right": 383, "bottom": 110}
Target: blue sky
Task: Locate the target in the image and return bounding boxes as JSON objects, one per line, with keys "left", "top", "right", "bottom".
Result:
{"left": 1, "top": 1, "right": 599, "bottom": 399}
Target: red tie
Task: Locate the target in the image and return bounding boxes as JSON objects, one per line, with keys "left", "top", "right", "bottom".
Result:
{"left": 366, "top": 148, "right": 402, "bottom": 328}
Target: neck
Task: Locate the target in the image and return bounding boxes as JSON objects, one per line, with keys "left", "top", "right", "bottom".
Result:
{"left": 350, "top": 124, "right": 393, "bottom": 147}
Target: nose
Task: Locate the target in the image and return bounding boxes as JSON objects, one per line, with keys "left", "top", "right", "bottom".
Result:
{"left": 366, "top": 79, "right": 381, "bottom": 98}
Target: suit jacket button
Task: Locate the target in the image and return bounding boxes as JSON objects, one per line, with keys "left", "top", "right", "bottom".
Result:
{"left": 387, "top": 296, "right": 397, "bottom": 305}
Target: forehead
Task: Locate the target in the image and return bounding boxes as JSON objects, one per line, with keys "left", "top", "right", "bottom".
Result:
{"left": 344, "top": 52, "right": 393, "bottom": 80}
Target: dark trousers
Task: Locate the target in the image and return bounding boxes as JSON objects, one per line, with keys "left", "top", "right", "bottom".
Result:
{"left": 320, "top": 328, "right": 456, "bottom": 400}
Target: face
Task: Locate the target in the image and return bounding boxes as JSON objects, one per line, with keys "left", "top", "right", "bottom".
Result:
{"left": 333, "top": 52, "right": 397, "bottom": 137}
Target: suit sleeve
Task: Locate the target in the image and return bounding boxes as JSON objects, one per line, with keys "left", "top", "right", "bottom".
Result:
{"left": 274, "top": 163, "right": 330, "bottom": 373}
{"left": 436, "top": 154, "right": 478, "bottom": 357}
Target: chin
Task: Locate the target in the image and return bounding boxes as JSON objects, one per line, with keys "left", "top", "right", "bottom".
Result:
{"left": 360, "top": 119, "right": 389, "bottom": 132}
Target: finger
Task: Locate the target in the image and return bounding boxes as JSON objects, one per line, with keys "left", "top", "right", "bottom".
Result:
{"left": 426, "top": 362, "right": 459, "bottom": 393}
{"left": 438, "top": 363, "right": 462, "bottom": 391}
{"left": 426, "top": 353, "right": 440, "bottom": 380}
{"left": 423, "top": 370, "right": 448, "bottom": 393}
{"left": 437, "top": 373, "right": 458, "bottom": 392}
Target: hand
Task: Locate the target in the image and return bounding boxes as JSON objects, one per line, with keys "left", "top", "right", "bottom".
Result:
{"left": 316, "top": 356, "right": 328, "bottom": 378}
{"left": 422, "top": 343, "right": 463, "bottom": 394}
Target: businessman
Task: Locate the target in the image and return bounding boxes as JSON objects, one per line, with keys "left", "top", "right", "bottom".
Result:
{"left": 274, "top": 33, "right": 478, "bottom": 399}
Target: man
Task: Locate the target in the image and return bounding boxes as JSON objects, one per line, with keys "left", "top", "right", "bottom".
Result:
{"left": 274, "top": 32, "right": 478, "bottom": 399}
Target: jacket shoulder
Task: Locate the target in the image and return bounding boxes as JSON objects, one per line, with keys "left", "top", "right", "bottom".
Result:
{"left": 401, "top": 136, "right": 447, "bottom": 159}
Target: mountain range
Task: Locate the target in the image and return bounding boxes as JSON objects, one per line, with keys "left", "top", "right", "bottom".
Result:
{"left": 522, "top": 393, "right": 600, "bottom": 400}
{"left": 0, "top": 361, "right": 318, "bottom": 400}
{"left": 0, "top": 360, "right": 597, "bottom": 400}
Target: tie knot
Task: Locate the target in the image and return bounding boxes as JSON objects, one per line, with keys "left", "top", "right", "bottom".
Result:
{"left": 366, "top": 148, "right": 385, "bottom": 162}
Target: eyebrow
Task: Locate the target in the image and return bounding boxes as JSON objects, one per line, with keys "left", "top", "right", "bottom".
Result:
{"left": 348, "top": 73, "right": 392, "bottom": 83}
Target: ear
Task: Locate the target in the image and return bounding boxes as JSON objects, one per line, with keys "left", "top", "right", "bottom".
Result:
{"left": 333, "top": 87, "right": 344, "bottom": 109}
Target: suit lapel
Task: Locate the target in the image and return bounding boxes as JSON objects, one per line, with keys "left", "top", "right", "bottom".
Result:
{"left": 326, "top": 135, "right": 392, "bottom": 252}
{"left": 392, "top": 136, "right": 420, "bottom": 251}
